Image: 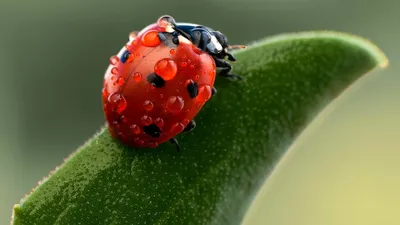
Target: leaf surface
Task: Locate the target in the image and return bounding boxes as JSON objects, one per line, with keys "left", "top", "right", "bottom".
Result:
{"left": 12, "top": 31, "right": 388, "bottom": 225}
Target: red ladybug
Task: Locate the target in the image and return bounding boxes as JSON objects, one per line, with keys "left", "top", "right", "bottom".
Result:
{"left": 102, "top": 15, "right": 245, "bottom": 150}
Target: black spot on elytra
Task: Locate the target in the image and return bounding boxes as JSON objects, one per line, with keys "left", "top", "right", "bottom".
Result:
{"left": 147, "top": 73, "right": 165, "bottom": 88}
{"left": 120, "top": 50, "right": 131, "bottom": 63}
{"left": 187, "top": 80, "right": 199, "bottom": 98}
{"left": 143, "top": 124, "right": 161, "bottom": 138}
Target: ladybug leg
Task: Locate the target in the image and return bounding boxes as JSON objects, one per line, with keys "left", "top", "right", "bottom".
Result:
{"left": 183, "top": 120, "right": 196, "bottom": 133}
{"left": 214, "top": 58, "right": 243, "bottom": 80}
{"left": 226, "top": 52, "right": 237, "bottom": 62}
{"left": 170, "top": 138, "right": 181, "bottom": 152}
{"left": 212, "top": 87, "right": 217, "bottom": 96}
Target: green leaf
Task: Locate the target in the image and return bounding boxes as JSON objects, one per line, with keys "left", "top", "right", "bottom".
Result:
{"left": 12, "top": 31, "right": 387, "bottom": 225}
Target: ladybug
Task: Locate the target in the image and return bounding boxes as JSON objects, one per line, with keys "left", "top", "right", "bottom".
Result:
{"left": 102, "top": 15, "right": 245, "bottom": 151}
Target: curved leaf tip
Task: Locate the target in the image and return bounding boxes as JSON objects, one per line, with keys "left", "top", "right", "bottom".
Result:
{"left": 12, "top": 30, "right": 388, "bottom": 225}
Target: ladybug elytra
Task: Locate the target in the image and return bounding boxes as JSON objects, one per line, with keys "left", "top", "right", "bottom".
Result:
{"left": 102, "top": 15, "right": 245, "bottom": 150}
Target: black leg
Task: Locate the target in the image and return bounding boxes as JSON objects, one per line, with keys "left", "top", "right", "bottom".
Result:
{"left": 226, "top": 52, "right": 236, "bottom": 62}
{"left": 170, "top": 138, "right": 181, "bottom": 152}
{"left": 183, "top": 120, "right": 196, "bottom": 133}
{"left": 212, "top": 87, "right": 217, "bottom": 96}
{"left": 214, "top": 58, "right": 243, "bottom": 80}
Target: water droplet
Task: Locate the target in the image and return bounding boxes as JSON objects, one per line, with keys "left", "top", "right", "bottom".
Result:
{"left": 197, "top": 85, "right": 212, "bottom": 102}
{"left": 209, "top": 69, "right": 216, "bottom": 76}
{"left": 108, "top": 93, "right": 127, "bottom": 113}
{"left": 111, "top": 76, "right": 116, "bottom": 81}
{"left": 182, "top": 119, "right": 190, "bottom": 125}
{"left": 149, "top": 142, "right": 159, "bottom": 148}
{"left": 157, "top": 15, "right": 175, "bottom": 28}
{"left": 180, "top": 61, "right": 187, "bottom": 67}
{"left": 110, "top": 55, "right": 119, "bottom": 65}
{"left": 133, "top": 72, "right": 142, "bottom": 82}
{"left": 102, "top": 88, "right": 109, "bottom": 99}
{"left": 117, "top": 77, "right": 125, "bottom": 86}
{"left": 141, "top": 115, "right": 152, "bottom": 126}
{"left": 119, "top": 115, "right": 128, "bottom": 123}
{"left": 142, "top": 30, "right": 161, "bottom": 47}
{"left": 194, "top": 75, "right": 200, "bottom": 81}
{"left": 169, "top": 49, "right": 176, "bottom": 55}
{"left": 112, "top": 120, "right": 119, "bottom": 128}
{"left": 124, "top": 53, "right": 134, "bottom": 63}
{"left": 159, "top": 93, "right": 164, "bottom": 99}
{"left": 130, "top": 124, "right": 141, "bottom": 134}
{"left": 111, "top": 67, "right": 118, "bottom": 75}
{"left": 170, "top": 122, "right": 184, "bottom": 133}
{"left": 143, "top": 100, "right": 154, "bottom": 111}
{"left": 192, "top": 45, "right": 201, "bottom": 54}
{"left": 154, "top": 58, "right": 177, "bottom": 81}
{"left": 125, "top": 44, "right": 132, "bottom": 51}
{"left": 165, "top": 96, "right": 184, "bottom": 113}
{"left": 184, "top": 79, "right": 193, "bottom": 86}
{"left": 134, "top": 138, "right": 144, "bottom": 145}
{"left": 154, "top": 118, "right": 164, "bottom": 127}
{"left": 129, "top": 31, "right": 138, "bottom": 41}
{"left": 189, "top": 64, "right": 195, "bottom": 69}
{"left": 135, "top": 52, "right": 141, "bottom": 58}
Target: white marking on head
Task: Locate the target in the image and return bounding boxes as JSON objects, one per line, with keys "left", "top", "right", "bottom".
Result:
{"left": 207, "top": 35, "right": 223, "bottom": 53}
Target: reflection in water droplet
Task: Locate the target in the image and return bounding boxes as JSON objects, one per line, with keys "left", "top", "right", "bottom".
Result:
{"left": 113, "top": 120, "right": 120, "bottom": 128}
{"left": 143, "top": 100, "right": 154, "bottom": 111}
{"left": 157, "top": 15, "right": 175, "bottom": 28}
{"left": 197, "top": 85, "right": 212, "bottom": 102}
{"left": 133, "top": 72, "right": 142, "bottom": 82}
{"left": 117, "top": 77, "right": 125, "bottom": 86}
{"left": 170, "top": 122, "right": 185, "bottom": 133}
{"left": 134, "top": 138, "right": 145, "bottom": 145}
{"left": 149, "top": 142, "right": 159, "bottom": 148}
{"left": 169, "top": 49, "right": 176, "bottom": 55}
{"left": 209, "top": 69, "right": 216, "bottom": 76}
{"left": 129, "top": 31, "right": 138, "bottom": 41}
{"left": 141, "top": 115, "right": 153, "bottom": 126}
{"left": 154, "top": 118, "right": 164, "bottom": 127}
{"left": 110, "top": 55, "right": 119, "bottom": 65}
{"left": 111, "top": 67, "right": 119, "bottom": 75}
{"left": 120, "top": 115, "right": 128, "bottom": 123}
{"left": 154, "top": 58, "right": 177, "bottom": 80}
{"left": 142, "top": 30, "right": 161, "bottom": 47}
{"left": 189, "top": 64, "right": 195, "bottom": 69}
{"left": 165, "top": 96, "right": 184, "bottom": 113}
{"left": 108, "top": 93, "right": 127, "bottom": 113}
{"left": 182, "top": 119, "right": 190, "bottom": 125}
{"left": 130, "top": 124, "right": 141, "bottom": 134}
{"left": 102, "top": 88, "right": 109, "bottom": 99}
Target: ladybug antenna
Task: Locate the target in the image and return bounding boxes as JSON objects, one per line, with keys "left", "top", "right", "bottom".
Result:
{"left": 227, "top": 45, "right": 247, "bottom": 50}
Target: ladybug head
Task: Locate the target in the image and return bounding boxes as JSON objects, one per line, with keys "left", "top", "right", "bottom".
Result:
{"left": 212, "top": 31, "right": 228, "bottom": 49}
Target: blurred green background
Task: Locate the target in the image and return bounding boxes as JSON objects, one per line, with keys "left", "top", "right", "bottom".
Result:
{"left": 0, "top": 0, "right": 398, "bottom": 224}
